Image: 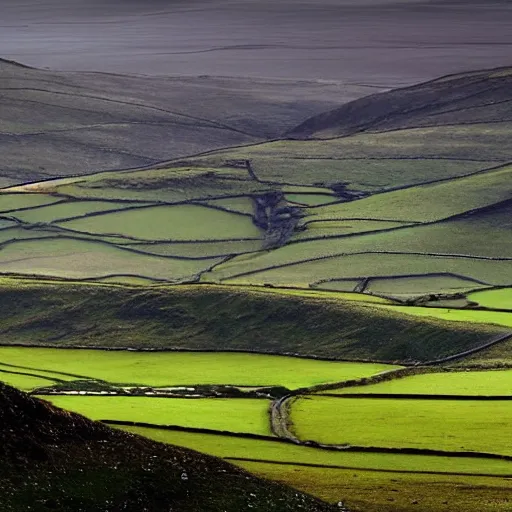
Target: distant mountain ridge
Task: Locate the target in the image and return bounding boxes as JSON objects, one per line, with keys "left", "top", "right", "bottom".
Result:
{"left": 287, "top": 66, "right": 512, "bottom": 139}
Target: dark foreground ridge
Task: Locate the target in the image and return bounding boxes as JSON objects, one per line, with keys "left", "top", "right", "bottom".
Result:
{"left": 0, "top": 382, "right": 336, "bottom": 512}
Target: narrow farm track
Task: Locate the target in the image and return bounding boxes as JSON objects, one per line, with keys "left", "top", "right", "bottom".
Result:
{"left": 270, "top": 396, "right": 301, "bottom": 443}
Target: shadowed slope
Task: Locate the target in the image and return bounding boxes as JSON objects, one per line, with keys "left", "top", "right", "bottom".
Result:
{"left": 288, "top": 66, "right": 512, "bottom": 139}
{"left": 0, "top": 382, "right": 335, "bottom": 512}
{"left": 0, "top": 281, "right": 505, "bottom": 364}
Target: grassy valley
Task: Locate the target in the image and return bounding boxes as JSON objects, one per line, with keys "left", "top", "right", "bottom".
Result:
{"left": 1, "top": 65, "right": 512, "bottom": 511}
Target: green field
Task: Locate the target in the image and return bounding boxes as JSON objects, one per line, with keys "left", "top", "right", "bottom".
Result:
{"left": 325, "top": 369, "right": 512, "bottom": 396}
{"left": 0, "top": 371, "right": 60, "bottom": 390}
{"left": 0, "top": 347, "right": 398, "bottom": 389}
{"left": 8, "top": 200, "right": 144, "bottom": 224}
{"left": 125, "top": 239, "right": 265, "bottom": 258}
{"left": 469, "top": 288, "right": 512, "bottom": 311}
{"left": 293, "top": 219, "right": 413, "bottom": 241}
{"left": 44, "top": 396, "right": 272, "bottom": 435}
{"left": 58, "top": 204, "right": 262, "bottom": 241}
{"left": 290, "top": 396, "right": 512, "bottom": 455}
{"left": 0, "top": 237, "right": 223, "bottom": 281}
{"left": 365, "top": 275, "right": 488, "bottom": 297}
{"left": 0, "top": 192, "right": 60, "bottom": 212}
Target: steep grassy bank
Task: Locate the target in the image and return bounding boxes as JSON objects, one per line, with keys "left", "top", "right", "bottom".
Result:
{"left": 0, "top": 279, "right": 505, "bottom": 364}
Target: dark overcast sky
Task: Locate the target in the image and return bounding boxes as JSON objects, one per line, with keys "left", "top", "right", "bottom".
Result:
{"left": 1, "top": 0, "right": 511, "bottom": 86}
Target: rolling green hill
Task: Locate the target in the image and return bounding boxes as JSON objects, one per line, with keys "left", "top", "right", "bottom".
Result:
{"left": 0, "top": 279, "right": 506, "bottom": 364}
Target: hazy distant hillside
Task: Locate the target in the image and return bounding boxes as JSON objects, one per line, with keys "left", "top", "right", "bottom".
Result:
{"left": 0, "top": 58, "right": 359, "bottom": 186}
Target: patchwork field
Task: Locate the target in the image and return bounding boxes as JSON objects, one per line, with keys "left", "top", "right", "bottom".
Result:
{"left": 5, "top": 345, "right": 508, "bottom": 512}
{"left": 1, "top": 66, "right": 512, "bottom": 511}
{"left": 3, "top": 328, "right": 512, "bottom": 510}
{"left": 4, "top": 66, "right": 512, "bottom": 301}
{"left": 3, "top": 160, "right": 510, "bottom": 300}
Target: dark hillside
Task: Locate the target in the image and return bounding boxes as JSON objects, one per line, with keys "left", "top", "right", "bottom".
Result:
{"left": 0, "top": 281, "right": 504, "bottom": 364}
{"left": 287, "top": 67, "right": 512, "bottom": 139}
{"left": 0, "top": 382, "right": 335, "bottom": 512}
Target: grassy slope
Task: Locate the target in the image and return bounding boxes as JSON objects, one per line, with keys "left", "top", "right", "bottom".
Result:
{"left": 244, "top": 462, "right": 512, "bottom": 512}
{"left": 0, "top": 383, "right": 334, "bottom": 512}
{"left": 328, "top": 369, "right": 512, "bottom": 396}
{"left": 0, "top": 280, "right": 504, "bottom": 364}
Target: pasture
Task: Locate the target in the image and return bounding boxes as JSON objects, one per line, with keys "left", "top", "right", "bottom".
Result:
{"left": 57, "top": 204, "right": 263, "bottom": 241}
{"left": 469, "top": 288, "right": 512, "bottom": 311}
{"left": 290, "top": 396, "right": 512, "bottom": 455}
{"left": 43, "top": 396, "right": 272, "bottom": 436}
{"left": 0, "top": 347, "right": 398, "bottom": 390}
{"left": 326, "top": 369, "right": 512, "bottom": 396}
